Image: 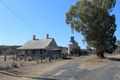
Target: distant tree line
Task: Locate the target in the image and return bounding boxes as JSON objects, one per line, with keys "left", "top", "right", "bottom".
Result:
{"left": 0, "top": 45, "right": 21, "bottom": 55}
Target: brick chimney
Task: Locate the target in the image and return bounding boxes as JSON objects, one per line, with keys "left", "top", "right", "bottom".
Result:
{"left": 33, "top": 35, "right": 36, "bottom": 40}
{"left": 46, "top": 34, "right": 49, "bottom": 39}
{"left": 71, "top": 36, "right": 74, "bottom": 42}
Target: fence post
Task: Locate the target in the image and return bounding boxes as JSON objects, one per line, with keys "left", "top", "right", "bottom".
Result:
{"left": 4, "top": 52, "right": 7, "bottom": 61}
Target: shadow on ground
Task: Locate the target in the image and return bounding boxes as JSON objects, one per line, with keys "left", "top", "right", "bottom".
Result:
{"left": 28, "top": 77, "right": 60, "bottom": 80}
{"left": 0, "top": 70, "right": 60, "bottom": 80}
{"left": 108, "top": 57, "right": 120, "bottom": 61}
{"left": 0, "top": 70, "right": 23, "bottom": 77}
{"left": 63, "top": 57, "right": 73, "bottom": 60}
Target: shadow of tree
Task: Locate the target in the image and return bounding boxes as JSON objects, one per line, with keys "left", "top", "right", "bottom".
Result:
{"left": 0, "top": 70, "right": 60, "bottom": 80}
{"left": 63, "top": 57, "right": 73, "bottom": 60}
{"left": 28, "top": 77, "right": 60, "bottom": 80}
{"left": 0, "top": 70, "right": 22, "bottom": 77}
{"left": 108, "top": 57, "right": 120, "bottom": 61}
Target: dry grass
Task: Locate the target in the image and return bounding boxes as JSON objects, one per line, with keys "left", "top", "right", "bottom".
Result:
{"left": 79, "top": 55, "right": 113, "bottom": 70}
{"left": 0, "top": 58, "right": 71, "bottom": 80}
{"left": 0, "top": 55, "right": 51, "bottom": 70}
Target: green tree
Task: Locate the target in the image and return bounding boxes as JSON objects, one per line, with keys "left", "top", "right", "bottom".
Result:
{"left": 86, "top": 45, "right": 92, "bottom": 51}
{"left": 66, "top": 0, "right": 117, "bottom": 58}
{"left": 114, "top": 40, "right": 120, "bottom": 54}
{"left": 117, "top": 40, "right": 120, "bottom": 46}
{"left": 70, "top": 45, "right": 81, "bottom": 56}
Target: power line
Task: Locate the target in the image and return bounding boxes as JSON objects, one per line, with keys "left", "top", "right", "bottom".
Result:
{"left": 0, "top": 0, "right": 38, "bottom": 34}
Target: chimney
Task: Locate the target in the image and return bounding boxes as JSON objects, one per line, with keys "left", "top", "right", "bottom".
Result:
{"left": 33, "top": 35, "right": 36, "bottom": 40}
{"left": 70, "top": 36, "right": 75, "bottom": 43}
{"left": 71, "top": 36, "right": 74, "bottom": 41}
{"left": 46, "top": 34, "right": 49, "bottom": 39}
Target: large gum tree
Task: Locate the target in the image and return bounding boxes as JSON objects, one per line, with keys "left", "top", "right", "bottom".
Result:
{"left": 66, "top": 0, "right": 117, "bottom": 58}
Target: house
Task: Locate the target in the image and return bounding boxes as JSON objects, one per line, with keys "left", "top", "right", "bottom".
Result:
{"left": 18, "top": 34, "right": 62, "bottom": 61}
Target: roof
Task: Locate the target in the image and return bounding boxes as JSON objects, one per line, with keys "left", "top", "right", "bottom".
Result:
{"left": 18, "top": 39, "right": 54, "bottom": 50}
{"left": 58, "top": 46, "right": 68, "bottom": 53}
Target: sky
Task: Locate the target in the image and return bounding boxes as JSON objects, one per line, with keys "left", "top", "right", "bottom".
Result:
{"left": 0, "top": 0, "right": 119, "bottom": 49}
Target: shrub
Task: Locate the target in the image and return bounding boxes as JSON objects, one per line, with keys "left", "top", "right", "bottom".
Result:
{"left": 11, "top": 62, "right": 19, "bottom": 68}
{"left": 27, "top": 56, "right": 33, "bottom": 61}
{"left": 70, "top": 45, "right": 81, "bottom": 56}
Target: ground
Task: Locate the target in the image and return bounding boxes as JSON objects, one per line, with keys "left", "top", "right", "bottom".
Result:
{"left": 0, "top": 54, "right": 120, "bottom": 80}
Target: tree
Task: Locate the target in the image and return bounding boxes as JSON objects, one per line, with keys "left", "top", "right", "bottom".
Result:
{"left": 66, "top": 0, "right": 117, "bottom": 58}
{"left": 117, "top": 40, "right": 120, "bottom": 46}
{"left": 70, "top": 45, "right": 81, "bottom": 56}
{"left": 114, "top": 40, "right": 120, "bottom": 54}
{"left": 86, "top": 45, "right": 92, "bottom": 51}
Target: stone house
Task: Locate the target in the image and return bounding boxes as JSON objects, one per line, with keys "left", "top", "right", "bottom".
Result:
{"left": 18, "top": 34, "right": 62, "bottom": 61}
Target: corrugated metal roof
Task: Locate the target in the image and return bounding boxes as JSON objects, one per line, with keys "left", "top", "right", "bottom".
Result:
{"left": 18, "top": 39, "right": 53, "bottom": 50}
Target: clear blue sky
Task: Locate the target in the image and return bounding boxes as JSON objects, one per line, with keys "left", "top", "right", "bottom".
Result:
{"left": 0, "top": 0, "right": 119, "bottom": 49}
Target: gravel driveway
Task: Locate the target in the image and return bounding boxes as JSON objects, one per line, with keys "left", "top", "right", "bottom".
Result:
{"left": 34, "top": 57, "right": 120, "bottom": 80}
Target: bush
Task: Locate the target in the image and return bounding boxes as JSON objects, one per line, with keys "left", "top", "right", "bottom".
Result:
{"left": 0, "top": 65, "right": 12, "bottom": 70}
{"left": 70, "top": 45, "right": 81, "bottom": 56}
{"left": 11, "top": 62, "right": 19, "bottom": 68}
{"left": 27, "top": 56, "right": 33, "bottom": 61}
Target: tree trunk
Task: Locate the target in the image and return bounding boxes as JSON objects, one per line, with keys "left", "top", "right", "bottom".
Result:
{"left": 99, "top": 52, "right": 105, "bottom": 59}
{"left": 4, "top": 52, "right": 7, "bottom": 61}
{"left": 96, "top": 51, "right": 105, "bottom": 59}
{"left": 96, "top": 52, "right": 99, "bottom": 58}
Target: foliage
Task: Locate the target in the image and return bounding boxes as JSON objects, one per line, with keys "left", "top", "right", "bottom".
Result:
{"left": 27, "top": 56, "right": 33, "bottom": 61}
{"left": 86, "top": 45, "right": 92, "bottom": 51}
{"left": 114, "top": 40, "right": 120, "bottom": 54}
{"left": 117, "top": 40, "right": 120, "bottom": 46}
{"left": 66, "top": 0, "right": 117, "bottom": 58}
{"left": 0, "top": 45, "right": 20, "bottom": 55}
{"left": 0, "top": 65, "right": 12, "bottom": 70}
{"left": 11, "top": 62, "right": 19, "bottom": 68}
